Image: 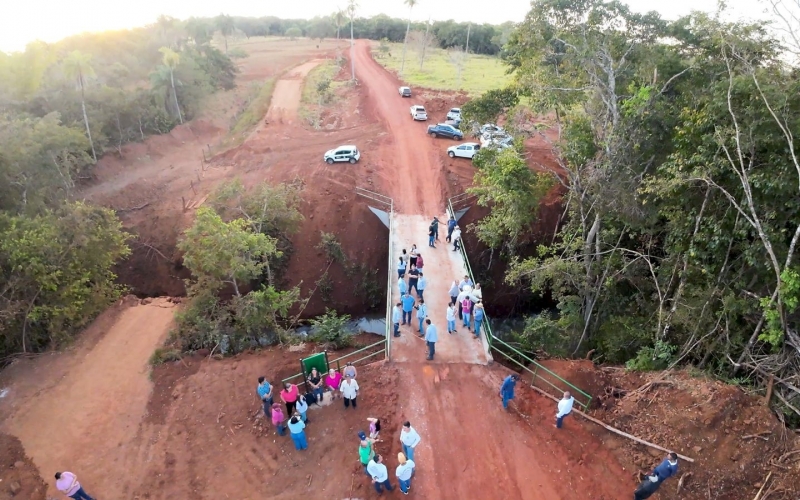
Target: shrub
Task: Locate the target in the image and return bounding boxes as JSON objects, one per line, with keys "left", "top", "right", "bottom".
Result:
{"left": 311, "top": 309, "right": 353, "bottom": 349}
{"left": 149, "top": 347, "right": 182, "bottom": 365}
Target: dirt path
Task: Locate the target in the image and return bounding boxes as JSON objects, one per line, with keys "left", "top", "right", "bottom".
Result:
{"left": 353, "top": 41, "right": 447, "bottom": 215}
{"left": 0, "top": 298, "right": 177, "bottom": 498}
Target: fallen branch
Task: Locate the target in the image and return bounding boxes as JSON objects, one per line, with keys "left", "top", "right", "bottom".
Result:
{"left": 742, "top": 432, "right": 770, "bottom": 441}
{"left": 677, "top": 472, "right": 692, "bottom": 494}
{"left": 764, "top": 374, "right": 774, "bottom": 404}
{"left": 752, "top": 471, "right": 772, "bottom": 500}
{"left": 116, "top": 202, "right": 150, "bottom": 212}
{"left": 307, "top": 474, "right": 313, "bottom": 487}
{"left": 527, "top": 384, "right": 694, "bottom": 462}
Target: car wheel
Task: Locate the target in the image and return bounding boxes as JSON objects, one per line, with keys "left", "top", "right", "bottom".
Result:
{"left": 448, "top": 151, "right": 455, "bottom": 158}
{"left": 349, "top": 158, "right": 356, "bottom": 164}
{"left": 326, "top": 158, "right": 334, "bottom": 165}
{"left": 430, "top": 132, "right": 437, "bottom": 138}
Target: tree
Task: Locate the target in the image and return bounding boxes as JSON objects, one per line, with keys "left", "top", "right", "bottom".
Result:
{"left": 347, "top": 0, "right": 359, "bottom": 81}
{"left": 285, "top": 27, "right": 303, "bottom": 40}
{"left": 215, "top": 14, "right": 236, "bottom": 53}
{"left": 178, "top": 207, "right": 280, "bottom": 297}
{"left": 158, "top": 47, "right": 183, "bottom": 124}
{"left": 448, "top": 48, "right": 467, "bottom": 87}
{"left": 333, "top": 9, "right": 345, "bottom": 40}
{"left": 400, "top": 0, "right": 418, "bottom": 74}
{"left": 62, "top": 51, "right": 98, "bottom": 162}
{"left": 186, "top": 17, "right": 212, "bottom": 45}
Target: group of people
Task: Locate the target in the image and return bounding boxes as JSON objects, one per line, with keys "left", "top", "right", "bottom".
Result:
{"left": 359, "top": 421, "right": 421, "bottom": 495}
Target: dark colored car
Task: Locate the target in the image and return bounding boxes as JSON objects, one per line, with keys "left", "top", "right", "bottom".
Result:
{"left": 399, "top": 86, "right": 412, "bottom": 97}
{"left": 427, "top": 123, "right": 463, "bottom": 140}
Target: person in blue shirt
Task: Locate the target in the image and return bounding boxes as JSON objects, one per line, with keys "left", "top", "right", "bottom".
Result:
{"left": 287, "top": 416, "right": 308, "bottom": 450}
{"left": 473, "top": 302, "right": 485, "bottom": 338}
{"left": 446, "top": 215, "right": 457, "bottom": 242}
{"left": 417, "top": 273, "right": 427, "bottom": 300}
{"left": 424, "top": 319, "right": 438, "bottom": 360}
{"left": 402, "top": 293, "right": 415, "bottom": 326}
{"left": 397, "top": 256, "right": 406, "bottom": 279}
{"left": 398, "top": 277, "right": 407, "bottom": 297}
{"left": 634, "top": 453, "right": 679, "bottom": 499}
{"left": 499, "top": 374, "right": 518, "bottom": 410}
{"left": 256, "top": 377, "right": 273, "bottom": 417}
{"left": 415, "top": 299, "right": 428, "bottom": 334}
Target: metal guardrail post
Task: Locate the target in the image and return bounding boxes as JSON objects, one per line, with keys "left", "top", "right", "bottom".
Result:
{"left": 385, "top": 199, "right": 393, "bottom": 360}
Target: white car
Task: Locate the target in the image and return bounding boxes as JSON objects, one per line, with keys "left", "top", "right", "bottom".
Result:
{"left": 410, "top": 105, "right": 428, "bottom": 121}
{"left": 446, "top": 108, "right": 461, "bottom": 120}
{"left": 323, "top": 145, "right": 361, "bottom": 164}
{"left": 447, "top": 142, "right": 481, "bottom": 159}
{"left": 480, "top": 123, "right": 504, "bottom": 136}
{"left": 481, "top": 134, "right": 514, "bottom": 150}
{"left": 399, "top": 86, "right": 412, "bottom": 97}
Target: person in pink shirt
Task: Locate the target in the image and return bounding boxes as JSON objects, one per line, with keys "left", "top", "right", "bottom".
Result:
{"left": 325, "top": 368, "right": 343, "bottom": 399}
{"left": 271, "top": 403, "right": 286, "bottom": 436}
{"left": 55, "top": 471, "right": 95, "bottom": 500}
{"left": 280, "top": 382, "right": 299, "bottom": 415}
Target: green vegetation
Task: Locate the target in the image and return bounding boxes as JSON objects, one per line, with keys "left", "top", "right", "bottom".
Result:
{"left": 310, "top": 309, "right": 353, "bottom": 349}
{"left": 300, "top": 59, "right": 344, "bottom": 128}
{"left": 227, "top": 77, "right": 277, "bottom": 144}
{"left": 376, "top": 42, "right": 512, "bottom": 95}
{"left": 171, "top": 179, "right": 305, "bottom": 353}
{"left": 462, "top": 0, "right": 800, "bottom": 419}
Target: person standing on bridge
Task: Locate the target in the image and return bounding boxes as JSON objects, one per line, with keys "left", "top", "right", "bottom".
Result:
{"left": 392, "top": 302, "right": 402, "bottom": 337}
{"left": 451, "top": 225, "right": 462, "bottom": 251}
{"left": 447, "top": 301, "right": 457, "bottom": 334}
{"left": 55, "top": 471, "right": 95, "bottom": 500}
{"left": 473, "top": 302, "right": 485, "bottom": 339}
{"left": 398, "top": 256, "right": 406, "bottom": 279}
{"left": 402, "top": 292, "right": 415, "bottom": 326}
{"left": 457, "top": 285, "right": 472, "bottom": 323}
{"left": 407, "top": 264, "right": 420, "bottom": 295}
{"left": 459, "top": 275, "right": 473, "bottom": 291}
{"left": 634, "top": 453, "right": 679, "bottom": 500}
{"left": 400, "top": 421, "right": 421, "bottom": 461}
{"left": 417, "top": 273, "right": 427, "bottom": 300}
{"left": 449, "top": 280, "right": 459, "bottom": 307}
{"left": 556, "top": 391, "right": 575, "bottom": 428}
{"left": 409, "top": 244, "right": 418, "bottom": 269}
{"left": 500, "top": 374, "right": 519, "bottom": 410}
{"left": 415, "top": 299, "right": 428, "bottom": 335}
{"left": 461, "top": 296, "right": 472, "bottom": 330}
{"left": 432, "top": 216, "right": 440, "bottom": 242}
{"left": 424, "top": 319, "right": 438, "bottom": 360}
{"left": 446, "top": 215, "right": 457, "bottom": 243}
{"left": 398, "top": 276, "right": 408, "bottom": 298}
{"left": 428, "top": 223, "right": 436, "bottom": 248}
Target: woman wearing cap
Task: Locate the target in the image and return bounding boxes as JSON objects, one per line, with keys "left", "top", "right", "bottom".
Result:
{"left": 324, "top": 368, "right": 343, "bottom": 399}
{"left": 396, "top": 452, "right": 416, "bottom": 495}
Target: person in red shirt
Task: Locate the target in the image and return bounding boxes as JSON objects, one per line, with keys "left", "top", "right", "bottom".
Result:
{"left": 280, "top": 382, "right": 299, "bottom": 415}
{"left": 325, "top": 369, "right": 343, "bottom": 399}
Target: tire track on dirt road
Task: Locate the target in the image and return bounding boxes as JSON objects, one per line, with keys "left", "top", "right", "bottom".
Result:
{"left": 353, "top": 41, "right": 446, "bottom": 215}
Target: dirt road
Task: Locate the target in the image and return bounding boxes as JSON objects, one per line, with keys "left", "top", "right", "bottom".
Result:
{"left": 352, "top": 40, "right": 448, "bottom": 215}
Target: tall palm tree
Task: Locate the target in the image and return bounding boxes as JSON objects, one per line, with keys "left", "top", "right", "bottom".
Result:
{"left": 63, "top": 51, "right": 97, "bottom": 162}
{"left": 333, "top": 9, "right": 345, "bottom": 40}
{"left": 347, "top": 0, "right": 358, "bottom": 81}
{"left": 158, "top": 47, "right": 183, "bottom": 124}
{"left": 215, "top": 14, "right": 235, "bottom": 53}
{"left": 400, "top": 0, "right": 418, "bottom": 74}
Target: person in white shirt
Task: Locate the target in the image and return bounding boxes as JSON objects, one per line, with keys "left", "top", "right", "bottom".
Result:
{"left": 341, "top": 374, "right": 359, "bottom": 409}
{"left": 55, "top": 471, "right": 94, "bottom": 500}
{"left": 415, "top": 299, "right": 428, "bottom": 335}
{"left": 396, "top": 452, "right": 416, "bottom": 495}
{"left": 449, "top": 280, "right": 459, "bottom": 305}
{"left": 556, "top": 391, "right": 575, "bottom": 428}
{"left": 451, "top": 225, "right": 462, "bottom": 251}
{"left": 446, "top": 302, "right": 457, "bottom": 334}
{"left": 367, "top": 454, "right": 395, "bottom": 494}
{"left": 400, "top": 421, "right": 421, "bottom": 461}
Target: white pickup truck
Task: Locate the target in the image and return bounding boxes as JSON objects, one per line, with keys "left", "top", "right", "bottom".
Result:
{"left": 410, "top": 105, "right": 428, "bottom": 121}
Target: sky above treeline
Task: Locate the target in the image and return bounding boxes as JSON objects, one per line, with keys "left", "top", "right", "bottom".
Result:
{"left": 0, "top": 0, "right": 772, "bottom": 52}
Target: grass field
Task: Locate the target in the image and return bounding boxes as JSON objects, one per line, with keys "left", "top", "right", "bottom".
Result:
{"left": 374, "top": 42, "right": 513, "bottom": 96}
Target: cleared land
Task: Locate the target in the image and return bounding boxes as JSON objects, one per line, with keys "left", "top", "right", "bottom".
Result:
{"left": 374, "top": 41, "right": 513, "bottom": 95}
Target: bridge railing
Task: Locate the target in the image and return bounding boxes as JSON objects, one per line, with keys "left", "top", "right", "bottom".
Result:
{"left": 446, "top": 194, "right": 593, "bottom": 410}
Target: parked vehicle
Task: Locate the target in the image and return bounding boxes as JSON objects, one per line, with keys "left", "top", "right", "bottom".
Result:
{"left": 447, "top": 142, "right": 481, "bottom": 159}
{"left": 481, "top": 134, "right": 514, "bottom": 150}
{"left": 427, "top": 123, "right": 464, "bottom": 140}
{"left": 446, "top": 118, "right": 462, "bottom": 129}
{"left": 446, "top": 107, "right": 462, "bottom": 120}
{"left": 323, "top": 145, "right": 361, "bottom": 164}
{"left": 410, "top": 105, "right": 428, "bottom": 120}
{"left": 399, "top": 86, "right": 412, "bottom": 97}
{"left": 479, "top": 123, "right": 505, "bottom": 137}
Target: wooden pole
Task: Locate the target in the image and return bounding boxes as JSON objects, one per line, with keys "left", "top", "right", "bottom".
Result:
{"left": 527, "top": 384, "right": 695, "bottom": 463}
{"left": 764, "top": 374, "right": 774, "bottom": 405}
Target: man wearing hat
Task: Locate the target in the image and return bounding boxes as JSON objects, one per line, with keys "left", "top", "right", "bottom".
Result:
{"left": 357, "top": 431, "right": 375, "bottom": 476}
{"left": 395, "top": 452, "right": 416, "bottom": 495}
